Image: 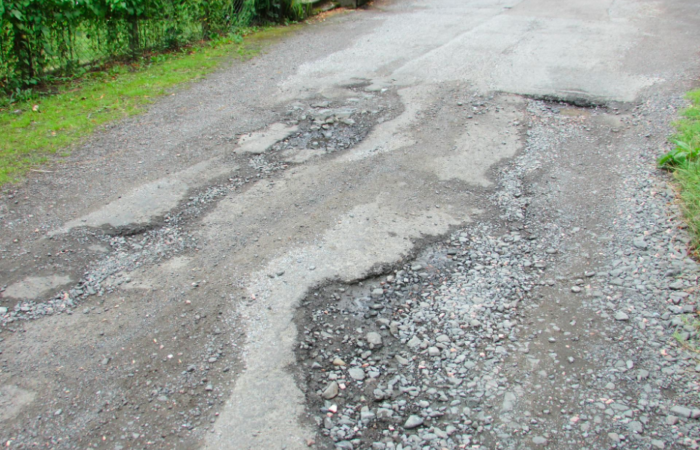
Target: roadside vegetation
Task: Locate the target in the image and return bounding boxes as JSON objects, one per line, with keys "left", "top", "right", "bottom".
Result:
{"left": 0, "top": 0, "right": 309, "bottom": 185}
{"left": 0, "top": 28, "right": 296, "bottom": 185}
{"left": 658, "top": 89, "right": 700, "bottom": 251}
{"left": 674, "top": 313, "right": 700, "bottom": 353}
{"left": 1, "top": 0, "right": 308, "bottom": 94}
{"left": 660, "top": 87, "right": 700, "bottom": 359}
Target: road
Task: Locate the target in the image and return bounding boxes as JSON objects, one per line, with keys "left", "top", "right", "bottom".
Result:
{"left": 2, "top": 0, "right": 700, "bottom": 449}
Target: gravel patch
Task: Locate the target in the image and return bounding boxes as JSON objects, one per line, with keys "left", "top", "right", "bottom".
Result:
{"left": 294, "top": 97, "right": 700, "bottom": 449}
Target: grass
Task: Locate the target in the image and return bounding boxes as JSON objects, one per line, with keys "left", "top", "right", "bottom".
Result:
{"left": 673, "top": 312, "right": 700, "bottom": 354}
{"left": 659, "top": 89, "right": 700, "bottom": 251}
{"left": 675, "top": 162, "right": 700, "bottom": 247}
{"left": 0, "top": 25, "right": 299, "bottom": 186}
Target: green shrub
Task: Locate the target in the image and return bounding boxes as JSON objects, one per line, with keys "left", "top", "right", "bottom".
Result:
{"left": 658, "top": 90, "right": 700, "bottom": 169}
{"left": 0, "top": 0, "right": 307, "bottom": 92}
{"left": 659, "top": 89, "right": 700, "bottom": 251}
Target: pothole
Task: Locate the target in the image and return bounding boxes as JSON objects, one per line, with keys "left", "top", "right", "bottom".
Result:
{"left": 0, "top": 86, "right": 402, "bottom": 327}
{"left": 293, "top": 220, "right": 556, "bottom": 449}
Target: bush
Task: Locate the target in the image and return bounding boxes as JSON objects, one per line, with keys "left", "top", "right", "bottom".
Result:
{"left": 0, "top": 0, "right": 307, "bottom": 93}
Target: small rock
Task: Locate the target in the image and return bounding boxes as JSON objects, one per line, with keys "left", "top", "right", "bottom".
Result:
{"left": 322, "top": 382, "right": 339, "bottom": 399}
{"left": 377, "top": 408, "right": 393, "bottom": 419}
{"left": 532, "top": 436, "right": 547, "bottom": 445}
{"left": 373, "top": 389, "right": 387, "bottom": 401}
{"left": 633, "top": 237, "right": 648, "bottom": 250}
{"left": 671, "top": 405, "right": 692, "bottom": 418}
{"left": 348, "top": 367, "right": 365, "bottom": 381}
{"left": 395, "top": 355, "right": 409, "bottom": 365}
{"left": 614, "top": 311, "right": 629, "bottom": 321}
{"left": 407, "top": 336, "right": 422, "bottom": 349}
{"left": 366, "top": 332, "right": 382, "bottom": 347}
{"left": 335, "top": 441, "right": 353, "bottom": 450}
{"left": 627, "top": 420, "right": 643, "bottom": 434}
{"left": 669, "top": 280, "right": 685, "bottom": 290}
{"left": 665, "top": 268, "right": 681, "bottom": 277}
{"left": 404, "top": 415, "right": 424, "bottom": 429}
{"left": 360, "top": 406, "right": 375, "bottom": 421}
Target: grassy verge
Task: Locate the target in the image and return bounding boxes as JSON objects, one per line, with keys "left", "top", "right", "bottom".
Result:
{"left": 0, "top": 25, "right": 298, "bottom": 186}
{"left": 659, "top": 89, "right": 700, "bottom": 250}
{"left": 673, "top": 313, "right": 700, "bottom": 353}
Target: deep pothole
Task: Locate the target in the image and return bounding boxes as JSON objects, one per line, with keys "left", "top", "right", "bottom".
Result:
{"left": 292, "top": 218, "right": 558, "bottom": 449}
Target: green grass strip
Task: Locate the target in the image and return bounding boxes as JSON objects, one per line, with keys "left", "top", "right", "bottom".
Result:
{"left": 671, "top": 89, "right": 700, "bottom": 250}
{"left": 0, "top": 25, "right": 297, "bottom": 187}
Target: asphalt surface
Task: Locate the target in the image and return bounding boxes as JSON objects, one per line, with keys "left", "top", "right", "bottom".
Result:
{"left": 1, "top": 0, "right": 700, "bottom": 449}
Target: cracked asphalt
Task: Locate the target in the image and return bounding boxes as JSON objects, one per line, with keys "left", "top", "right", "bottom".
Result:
{"left": 2, "top": 0, "right": 700, "bottom": 449}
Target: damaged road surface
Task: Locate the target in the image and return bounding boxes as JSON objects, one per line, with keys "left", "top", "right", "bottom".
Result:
{"left": 2, "top": 0, "right": 700, "bottom": 449}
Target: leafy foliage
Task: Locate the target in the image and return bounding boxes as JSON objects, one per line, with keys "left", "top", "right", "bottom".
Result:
{"left": 0, "top": 26, "right": 274, "bottom": 185}
{"left": 658, "top": 139, "right": 699, "bottom": 168}
{"left": 658, "top": 90, "right": 700, "bottom": 169}
{"left": 659, "top": 89, "right": 700, "bottom": 253}
{"left": 0, "top": 0, "right": 307, "bottom": 92}
{"left": 674, "top": 162, "right": 700, "bottom": 250}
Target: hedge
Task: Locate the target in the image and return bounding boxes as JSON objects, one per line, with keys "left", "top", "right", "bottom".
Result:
{"left": 0, "top": 0, "right": 306, "bottom": 93}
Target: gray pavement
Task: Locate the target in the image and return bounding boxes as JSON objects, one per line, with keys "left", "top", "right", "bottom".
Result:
{"left": 1, "top": 0, "right": 700, "bottom": 449}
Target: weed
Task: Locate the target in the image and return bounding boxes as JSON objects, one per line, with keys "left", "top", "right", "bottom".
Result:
{"left": 659, "top": 90, "right": 700, "bottom": 169}
{"left": 673, "top": 312, "right": 700, "bottom": 354}
{"left": 658, "top": 139, "right": 699, "bottom": 168}
{"left": 658, "top": 89, "right": 700, "bottom": 252}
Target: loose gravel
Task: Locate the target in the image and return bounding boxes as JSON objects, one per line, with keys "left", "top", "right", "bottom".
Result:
{"left": 295, "top": 96, "right": 700, "bottom": 450}
{"left": 0, "top": 90, "right": 401, "bottom": 449}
